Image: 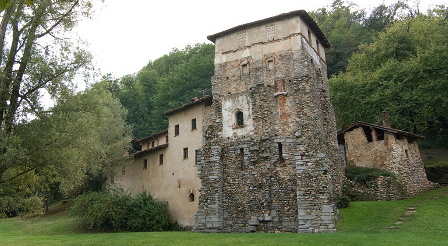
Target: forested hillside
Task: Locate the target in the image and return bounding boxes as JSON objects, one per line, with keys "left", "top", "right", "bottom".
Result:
{"left": 109, "top": 44, "right": 214, "bottom": 138}
{"left": 113, "top": 1, "right": 447, "bottom": 148}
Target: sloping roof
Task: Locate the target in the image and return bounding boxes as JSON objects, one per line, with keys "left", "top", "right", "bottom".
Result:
{"left": 207, "top": 10, "right": 330, "bottom": 48}
{"left": 338, "top": 121, "right": 424, "bottom": 140}
{"left": 134, "top": 129, "right": 168, "bottom": 145}
{"left": 133, "top": 144, "right": 168, "bottom": 157}
{"left": 162, "top": 95, "right": 213, "bottom": 116}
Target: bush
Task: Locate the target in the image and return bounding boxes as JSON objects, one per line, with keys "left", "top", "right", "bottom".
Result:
{"left": 71, "top": 190, "right": 171, "bottom": 232}
{"left": 345, "top": 166, "right": 396, "bottom": 186}
{"left": 70, "top": 191, "right": 130, "bottom": 231}
{"left": 126, "top": 192, "right": 170, "bottom": 231}
{"left": 336, "top": 194, "right": 351, "bottom": 208}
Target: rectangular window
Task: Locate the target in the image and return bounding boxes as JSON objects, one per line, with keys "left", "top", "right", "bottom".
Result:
{"left": 195, "top": 149, "right": 198, "bottom": 165}
{"left": 316, "top": 40, "right": 320, "bottom": 53}
{"left": 159, "top": 154, "right": 164, "bottom": 165}
{"left": 241, "top": 63, "right": 249, "bottom": 75}
{"left": 308, "top": 29, "right": 312, "bottom": 43}
{"left": 151, "top": 141, "right": 155, "bottom": 148}
{"left": 183, "top": 147, "right": 189, "bottom": 159}
{"left": 143, "top": 159, "right": 148, "bottom": 170}
{"left": 174, "top": 124, "right": 179, "bottom": 136}
{"left": 166, "top": 135, "right": 169, "bottom": 144}
{"left": 278, "top": 143, "right": 284, "bottom": 163}
{"left": 192, "top": 118, "right": 197, "bottom": 130}
{"left": 239, "top": 148, "right": 245, "bottom": 170}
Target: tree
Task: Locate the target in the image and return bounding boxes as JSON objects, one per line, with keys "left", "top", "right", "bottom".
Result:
{"left": 113, "top": 43, "right": 214, "bottom": 138}
{"left": 0, "top": 0, "right": 110, "bottom": 216}
{"left": 1, "top": 83, "right": 132, "bottom": 216}
{"left": 330, "top": 6, "right": 448, "bottom": 147}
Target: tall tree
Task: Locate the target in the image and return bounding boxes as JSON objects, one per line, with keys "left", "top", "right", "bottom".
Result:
{"left": 1, "top": 83, "right": 132, "bottom": 216}
{"left": 113, "top": 43, "right": 214, "bottom": 138}
{"left": 330, "top": 6, "right": 448, "bottom": 146}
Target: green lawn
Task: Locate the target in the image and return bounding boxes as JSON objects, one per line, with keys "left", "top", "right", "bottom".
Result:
{"left": 1, "top": 187, "right": 447, "bottom": 246}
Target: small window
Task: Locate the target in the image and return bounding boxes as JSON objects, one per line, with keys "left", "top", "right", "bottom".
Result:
{"left": 267, "top": 59, "right": 274, "bottom": 70}
{"left": 174, "top": 124, "right": 179, "bottom": 136}
{"left": 316, "top": 40, "right": 320, "bottom": 53}
{"left": 278, "top": 143, "right": 284, "bottom": 163}
{"left": 143, "top": 159, "right": 148, "bottom": 170}
{"left": 151, "top": 141, "right": 155, "bottom": 148}
{"left": 192, "top": 118, "right": 197, "bottom": 130}
{"left": 239, "top": 148, "right": 245, "bottom": 170}
{"left": 183, "top": 147, "right": 189, "bottom": 159}
{"left": 236, "top": 111, "right": 244, "bottom": 127}
{"left": 146, "top": 143, "right": 150, "bottom": 149}
{"left": 241, "top": 63, "right": 249, "bottom": 75}
{"left": 159, "top": 154, "right": 164, "bottom": 165}
{"left": 189, "top": 192, "right": 195, "bottom": 202}
{"left": 195, "top": 149, "right": 198, "bottom": 165}
{"left": 308, "top": 29, "right": 312, "bottom": 43}
{"left": 166, "top": 135, "right": 169, "bottom": 144}
{"left": 405, "top": 149, "right": 409, "bottom": 158}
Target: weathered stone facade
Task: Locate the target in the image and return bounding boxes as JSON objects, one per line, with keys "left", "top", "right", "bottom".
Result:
{"left": 338, "top": 121, "right": 437, "bottom": 199}
{"left": 193, "top": 10, "right": 344, "bottom": 233}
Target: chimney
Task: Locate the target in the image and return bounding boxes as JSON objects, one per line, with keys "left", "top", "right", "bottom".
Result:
{"left": 382, "top": 111, "right": 391, "bottom": 128}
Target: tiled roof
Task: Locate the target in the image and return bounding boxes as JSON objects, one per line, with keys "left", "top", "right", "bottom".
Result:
{"left": 207, "top": 10, "right": 330, "bottom": 48}
{"left": 134, "top": 129, "right": 168, "bottom": 145}
{"left": 162, "top": 95, "right": 213, "bottom": 116}
{"left": 337, "top": 121, "right": 424, "bottom": 140}
{"left": 133, "top": 144, "right": 168, "bottom": 157}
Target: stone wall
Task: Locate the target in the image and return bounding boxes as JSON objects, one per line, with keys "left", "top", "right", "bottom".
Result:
{"left": 194, "top": 37, "right": 344, "bottom": 233}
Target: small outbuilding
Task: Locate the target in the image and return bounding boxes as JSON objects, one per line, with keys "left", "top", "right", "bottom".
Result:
{"left": 337, "top": 114, "right": 436, "bottom": 198}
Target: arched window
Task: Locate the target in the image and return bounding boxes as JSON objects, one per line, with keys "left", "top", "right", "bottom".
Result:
{"left": 189, "top": 192, "right": 195, "bottom": 202}
{"left": 236, "top": 111, "right": 244, "bottom": 127}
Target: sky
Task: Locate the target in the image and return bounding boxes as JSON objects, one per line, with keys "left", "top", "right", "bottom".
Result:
{"left": 75, "top": 0, "right": 447, "bottom": 79}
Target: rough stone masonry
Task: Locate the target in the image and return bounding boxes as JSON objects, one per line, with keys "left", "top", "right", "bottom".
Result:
{"left": 193, "top": 10, "right": 345, "bottom": 233}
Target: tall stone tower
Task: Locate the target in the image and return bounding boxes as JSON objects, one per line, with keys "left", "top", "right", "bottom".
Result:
{"left": 194, "top": 10, "right": 344, "bottom": 233}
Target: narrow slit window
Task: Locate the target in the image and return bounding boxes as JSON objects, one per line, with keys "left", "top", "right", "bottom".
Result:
{"left": 236, "top": 111, "right": 244, "bottom": 127}
{"left": 278, "top": 143, "right": 284, "bottom": 162}
{"left": 239, "top": 148, "right": 245, "bottom": 170}
{"left": 159, "top": 154, "right": 164, "bottom": 165}
{"left": 166, "top": 135, "right": 169, "bottom": 144}
{"left": 143, "top": 159, "right": 148, "bottom": 170}
{"left": 192, "top": 118, "right": 197, "bottom": 130}
{"left": 183, "top": 147, "right": 188, "bottom": 159}
{"left": 316, "top": 40, "right": 320, "bottom": 53}
{"left": 308, "top": 29, "right": 312, "bottom": 43}
{"left": 189, "top": 192, "right": 195, "bottom": 202}
{"left": 241, "top": 63, "right": 249, "bottom": 75}
{"left": 174, "top": 124, "right": 179, "bottom": 136}
{"left": 405, "top": 149, "right": 409, "bottom": 158}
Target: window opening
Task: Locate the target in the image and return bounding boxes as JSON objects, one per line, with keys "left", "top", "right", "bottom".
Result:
{"left": 307, "top": 29, "right": 312, "bottom": 43}
{"left": 151, "top": 141, "right": 155, "bottom": 148}
{"left": 278, "top": 143, "right": 285, "bottom": 163}
{"left": 239, "top": 148, "right": 245, "bottom": 170}
{"left": 166, "top": 135, "right": 169, "bottom": 144}
{"left": 405, "top": 149, "right": 409, "bottom": 158}
{"left": 195, "top": 149, "right": 198, "bottom": 165}
{"left": 241, "top": 63, "right": 249, "bottom": 75}
{"left": 189, "top": 192, "right": 195, "bottom": 202}
{"left": 183, "top": 147, "right": 188, "bottom": 159}
{"left": 267, "top": 59, "right": 274, "bottom": 70}
{"left": 174, "top": 124, "right": 179, "bottom": 136}
{"left": 147, "top": 143, "right": 150, "bottom": 149}
{"left": 192, "top": 118, "right": 197, "bottom": 130}
{"left": 316, "top": 40, "right": 320, "bottom": 53}
{"left": 362, "top": 126, "right": 373, "bottom": 142}
{"left": 236, "top": 111, "right": 244, "bottom": 127}
{"left": 143, "top": 159, "right": 148, "bottom": 170}
{"left": 159, "top": 154, "right": 164, "bottom": 165}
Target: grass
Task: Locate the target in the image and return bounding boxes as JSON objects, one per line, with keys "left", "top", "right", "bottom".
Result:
{"left": 422, "top": 148, "right": 448, "bottom": 167}
{"left": 1, "top": 187, "right": 447, "bottom": 246}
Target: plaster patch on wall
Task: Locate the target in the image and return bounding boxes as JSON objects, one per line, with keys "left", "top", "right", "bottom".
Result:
{"left": 222, "top": 94, "right": 254, "bottom": 138}
{"left": 300, "top": 36, "right": 321, "bottom": 68}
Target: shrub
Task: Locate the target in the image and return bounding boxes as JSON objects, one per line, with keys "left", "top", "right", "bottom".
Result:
{"left": 126, "top": 192, "right": 170, "bottom": 231}
{"left": 71, "top": 190, "right": 171, "bottom": 232}
{"left": 336, "top": 194, "right": 351, "bottom": 208}
{"left": 71, "top": 191, "right": 130, "bottom": 231}
{"left": 345, "top": 166, "right": 396, "bottom": 186}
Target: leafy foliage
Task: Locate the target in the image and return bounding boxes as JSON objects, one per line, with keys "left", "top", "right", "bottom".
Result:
{"left": 330, "top": 7, "right": 448, "bottom": 146}
{"left": 345, "top": 166, "right": 396, "bottom": 186}
{"left": 110, "top": 43, "right": 214, "bottom": 138}
{"left": 71, "top": 191, "right": 171, "bottom": 232}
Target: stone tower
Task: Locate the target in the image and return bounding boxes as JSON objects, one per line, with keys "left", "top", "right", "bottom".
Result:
{"left": 194, "top": 10, "right": 344, "bottom": 233}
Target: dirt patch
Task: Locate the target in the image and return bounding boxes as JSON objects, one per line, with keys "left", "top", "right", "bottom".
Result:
{"left": 43, "top": 201, "right": 73, "bottom": 217}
